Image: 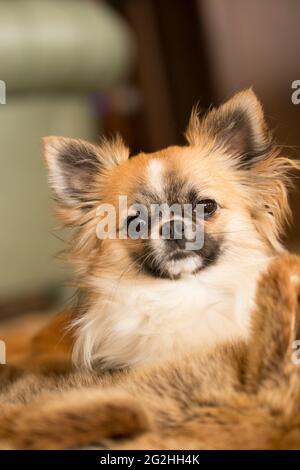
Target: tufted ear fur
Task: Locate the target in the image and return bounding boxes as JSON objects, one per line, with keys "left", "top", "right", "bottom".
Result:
{"left": 186, "top": 89, "right": 300, "bottom": 252}
{"left": 186, "top": 89, "right": 273, "bottom": 168}
{"left": 43, "top": 135, "right": 129, "bottom": 210}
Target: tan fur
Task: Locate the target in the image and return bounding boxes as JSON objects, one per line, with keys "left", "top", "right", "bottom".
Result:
{"left": 38, "top": 89, "right": 300, "bottom": 371}
{"left": 2, "top": 90, "right": 300, "bottom": 449}
{"left": 1, "top": 255, "right": 300, "bottom": 449}
{"left": 2, "top": 310, "right": 73, "bottom": 374}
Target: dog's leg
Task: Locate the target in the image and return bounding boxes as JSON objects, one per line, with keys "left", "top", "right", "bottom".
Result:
{"left": 0, "top": 387, "right": 149, "bottom": 449}
{"left": 246, "top": 254, "right": 300, "bottom": 389}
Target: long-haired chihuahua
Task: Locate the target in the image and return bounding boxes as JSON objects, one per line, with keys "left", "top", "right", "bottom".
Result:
{"left": 43, "top": 89, "right": 298, "bottom": 371}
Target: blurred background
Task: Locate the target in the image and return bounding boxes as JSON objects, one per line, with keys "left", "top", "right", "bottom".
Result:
{"left": 0, "top": 0, "right": 300, "bottom": 325}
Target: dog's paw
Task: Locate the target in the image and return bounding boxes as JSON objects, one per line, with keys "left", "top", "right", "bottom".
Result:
{"left": 246, "top": 254, "right": 300, "bottom": 389}
{"left": 4, "top": 389, "right": 149, "bottom": 450}
{"left": 256, "top": 254, "right": 300, "bottom": 312}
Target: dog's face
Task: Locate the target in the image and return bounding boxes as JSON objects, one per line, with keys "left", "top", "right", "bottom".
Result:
{"left": 44, "top": 90, "right": 291, "bottom": 282}
{"left": 96, "top": 146, "right": 243, "bottom": 280}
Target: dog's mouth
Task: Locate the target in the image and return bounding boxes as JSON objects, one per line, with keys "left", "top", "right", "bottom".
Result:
{"left": 166, "top": 250, "right": 195, "bottom": 262}
{"left": 165, "top": 253, "right": 204, "bottom": 278}
{"left": 140, "top": 249, "right": 204, "bottom": 280}
{"left": 136, "top": 234, "right": 222, "bottom": 280}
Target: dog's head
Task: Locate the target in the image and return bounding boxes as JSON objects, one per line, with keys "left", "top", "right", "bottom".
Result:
{"left": 44, "top": 90, "right": 295, "bottom": 282}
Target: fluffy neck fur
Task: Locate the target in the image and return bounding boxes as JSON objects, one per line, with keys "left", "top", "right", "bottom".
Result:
{"left": 71, "top": 240, "right": 273, "bottom": 371}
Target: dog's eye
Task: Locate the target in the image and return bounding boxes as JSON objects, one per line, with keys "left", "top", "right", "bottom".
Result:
{"left": 196, "top": 199, "right": 217, "bottom": 218}
{"left": 126, "top": 214, "right": 139, "bottom": 227}
{"left": 126, "top": 214, "right": 147, "bottom": 236}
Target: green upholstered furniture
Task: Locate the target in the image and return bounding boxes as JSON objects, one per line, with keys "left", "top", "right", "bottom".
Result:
{"left": 0, "top": 0, "right": 134, "bottom": 300}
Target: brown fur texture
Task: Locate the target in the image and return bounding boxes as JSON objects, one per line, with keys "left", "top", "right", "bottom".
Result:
{"left": 1, "top": 90, "right": 300, "bottom": 449}
{"left": 1, "top": 255, "right": 300, "bottom": 449}
{"left": 39, "top": 89, "right": 300, "bottom": 373}
{"left": 2, "top": 310, "right": 73, "bottom": 375}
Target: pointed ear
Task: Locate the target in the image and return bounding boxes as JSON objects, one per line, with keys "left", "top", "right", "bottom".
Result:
{"left": 186, "top": 89, "right": 273, "bottom": 167}
{"left": 43, "top": 135, "right": 129, "bottom": 208}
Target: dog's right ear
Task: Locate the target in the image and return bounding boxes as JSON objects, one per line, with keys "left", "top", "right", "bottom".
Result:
{"left": 43, "top": 136, "right": 129, "bottom": 210}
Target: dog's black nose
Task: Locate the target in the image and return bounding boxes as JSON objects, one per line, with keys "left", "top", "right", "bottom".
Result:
{"left": 161, "top": 220, "right": 187, "bottom": 249}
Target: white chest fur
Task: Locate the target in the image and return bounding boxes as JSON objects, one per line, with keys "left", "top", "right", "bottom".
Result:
{"left": 72, "top": 254, "right": 269, "bottom": 370}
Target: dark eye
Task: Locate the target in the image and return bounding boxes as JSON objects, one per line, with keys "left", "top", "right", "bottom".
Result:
{"left": 126, "top": 214, "right": 147, "bottom": 236}
{"left": 197, "top": 199, "right": 217, "bottom": 218}
{"left": 126, "top": 214, "right": 139, "bottom": 229}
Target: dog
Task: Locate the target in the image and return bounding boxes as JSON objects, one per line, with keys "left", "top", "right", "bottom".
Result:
{"left": 38, "top": 89, "right": 298, "bottom": 372}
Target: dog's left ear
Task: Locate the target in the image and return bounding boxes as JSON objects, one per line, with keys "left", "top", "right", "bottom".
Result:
{"left": 186, "top": 89, "right": 273, "bottom": 167}
{"left": 43, "top": 135, "right": 129, "bottom": 209}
